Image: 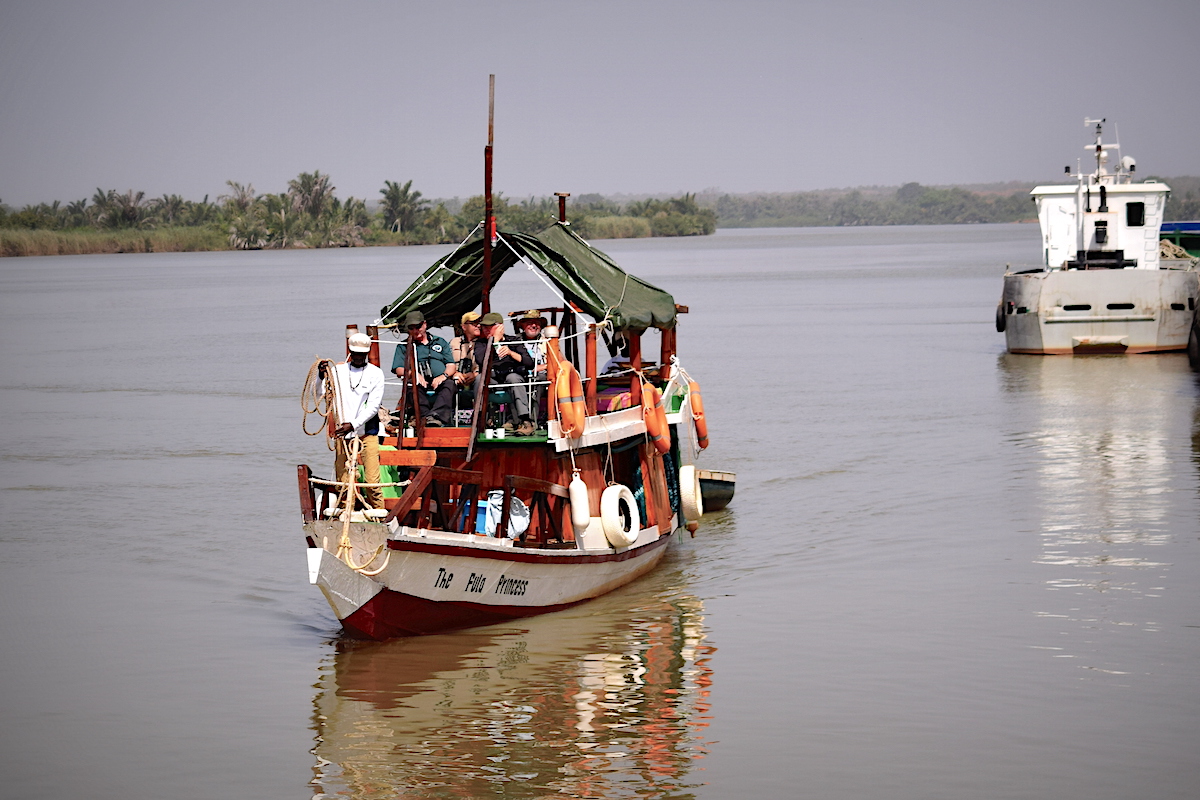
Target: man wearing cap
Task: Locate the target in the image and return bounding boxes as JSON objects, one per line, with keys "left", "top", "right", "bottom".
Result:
{"left": 449, "top": 311, "right": 489, "bottom": 397}
{"left": 390, "top": 310, "right": 456, "bottom": 427}
{"left": 320, "top": 332, "right": 386, "bottom": 509}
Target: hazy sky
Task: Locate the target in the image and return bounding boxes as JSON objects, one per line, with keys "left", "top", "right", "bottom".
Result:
{"left": 2, "top": 0, "right": 1198, "bottom": 207}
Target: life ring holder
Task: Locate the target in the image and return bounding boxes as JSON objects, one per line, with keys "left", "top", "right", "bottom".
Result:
{"left": 600, "top": 484, "right": 639, "bottom": 548}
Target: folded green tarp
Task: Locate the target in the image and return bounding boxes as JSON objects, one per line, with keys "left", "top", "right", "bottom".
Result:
{"left": 378, "top": 223, "right": 676, "bottom": 334}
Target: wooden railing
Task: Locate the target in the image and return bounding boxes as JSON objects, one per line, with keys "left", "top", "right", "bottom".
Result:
{"left": 300, "top": 461, "right": 577, "bottom": 549}
{"left": 383, "top": 465, "right": 485, "bottom": 534}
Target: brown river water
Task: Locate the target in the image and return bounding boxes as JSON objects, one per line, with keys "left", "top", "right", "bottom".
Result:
{"left": 1, "top": 225, "right": 1197, "bottom": 799}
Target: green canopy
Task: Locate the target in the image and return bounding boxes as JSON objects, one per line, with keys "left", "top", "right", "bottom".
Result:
{"left": 378, "top": 223, "right": 676, "bottom": 334}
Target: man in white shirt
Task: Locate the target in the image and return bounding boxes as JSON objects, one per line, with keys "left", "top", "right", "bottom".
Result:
{"left": 320, "top": 331, "right": 386, "bottom": 510}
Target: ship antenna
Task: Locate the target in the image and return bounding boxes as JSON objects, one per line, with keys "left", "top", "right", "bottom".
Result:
{"left": 1084, "top": 117, "right": 1105, "bottom": 177}
{"left": 482, "top": 75, "right": 495, "bottom": 314}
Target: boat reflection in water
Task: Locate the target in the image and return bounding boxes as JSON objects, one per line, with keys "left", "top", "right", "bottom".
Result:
{"left": 998, "top": 354, "right": 1195, "bottom": 675}
{"left": 310, "top": 570, "right": 714, "bottom": 798}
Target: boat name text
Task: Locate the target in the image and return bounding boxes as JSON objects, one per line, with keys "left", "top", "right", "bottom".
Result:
{"left": 464, "top": 572, "right": 487, "bottom": 593}
{"left": 494, "top": 574, "right": 528, "bottom": 596}
{"left": 433, "top": 567, "right": 453, "bottom": 589}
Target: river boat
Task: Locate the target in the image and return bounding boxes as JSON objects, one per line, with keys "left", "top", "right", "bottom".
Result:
{"left": 297, "top": 78, "right": 717, "bottom": 639}
{"left": 997, "top": 119, "right": 1199, "bottom": 354}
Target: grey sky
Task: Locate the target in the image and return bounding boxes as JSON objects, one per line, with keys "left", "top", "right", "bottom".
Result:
{"left": 2, "top": 0, "right": 1198, "bottom": 207}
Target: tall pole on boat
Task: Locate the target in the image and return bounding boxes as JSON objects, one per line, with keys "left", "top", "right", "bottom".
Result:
{"left": 482, "top": 74, "right": 495, "bottom": 314}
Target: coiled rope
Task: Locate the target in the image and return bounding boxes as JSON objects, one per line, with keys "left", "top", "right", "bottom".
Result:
{"left": 300, "top": 357, "right": 389, "bottom": 574}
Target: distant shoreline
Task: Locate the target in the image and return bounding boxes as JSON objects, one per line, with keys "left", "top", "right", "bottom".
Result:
{"left": 4, "top": 176, "right": 1196, "bottom": 257}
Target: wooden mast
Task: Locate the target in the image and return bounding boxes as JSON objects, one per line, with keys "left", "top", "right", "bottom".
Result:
{"left": 482, "top": 74, "right": 495, "bottom": 314}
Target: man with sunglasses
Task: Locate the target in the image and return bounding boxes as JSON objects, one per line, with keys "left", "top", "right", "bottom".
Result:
{"left": 390, "top": 310, "right": 456, "bottom": 427}
{"left": 448, "top": 311, "right": 489, "bottom": 395}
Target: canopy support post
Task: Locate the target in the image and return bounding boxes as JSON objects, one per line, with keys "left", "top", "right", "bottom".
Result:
{"left": 658, "top": 326, "right": 675, "bottom": 382}
{"left": 366, "top": 325, "right": 380, "bottom": 368}
{"left": 629, "top": 334, "right": 642, "bottom": 406}
{"left": 585, "top": 324, "right": 598, "bottom": 415}
{"left": 466, "top": 337, "right": 495, "bottom": 463}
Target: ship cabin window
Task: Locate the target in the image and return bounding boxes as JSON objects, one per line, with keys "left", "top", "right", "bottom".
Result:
{"left": 1107, "top": 303, "right": 1135, "bottom": 310}
{"left": 1063, "top": 304, "right": 1091, "bottom": 311}
{"left": 1126, "top": 202, "right": 1145, "bottom": 227}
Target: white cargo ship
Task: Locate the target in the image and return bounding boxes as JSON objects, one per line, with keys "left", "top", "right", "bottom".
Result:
{"left": 998, "top": 119, "right": 1198, "bottom": 354}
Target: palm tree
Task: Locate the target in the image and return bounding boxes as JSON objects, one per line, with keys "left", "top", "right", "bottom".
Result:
{"left": 262, "top": 193, "right": 302, "bottom": 248}
{"left": 112, "top": 190, "right": 147, "bottom": 228}
{"left": 228, "top": 206, "right": 268, "bottom": 249}
{"left": 288, "top": 171, "right": 335, "bottom": 219}
{"left": 219, "top": 181, "right": 258, "bottom": 214}
{"left": 63, "top": 199, "right": 89, "bottom": 228}
{"left": 90, "top": 188, "right": 116, "bottom": 227}
{"left": 148, "top": 194, "right": 186, "bottom": 226}
{"left": 379, "top": 179, "right": 428, "bottom": 232}
{"left": 186, "top": 195, "right": 219, "bottom": 226}
{"left": 425, "top": 203, "right": 456, "bottom": 241}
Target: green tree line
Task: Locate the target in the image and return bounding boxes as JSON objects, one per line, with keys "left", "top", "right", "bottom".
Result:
{"left": 0, "top": 172, "right": 717, "bottom": 256}
{"left": 711, "top": 177, "right": 1200, "bottom": 228}
{"left": 4, "top": 174, "right": 1196, "bottom": 256}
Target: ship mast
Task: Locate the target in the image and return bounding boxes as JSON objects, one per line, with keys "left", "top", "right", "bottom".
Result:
{"left": 482, "top": 75, "right": 495, "bottom": 314}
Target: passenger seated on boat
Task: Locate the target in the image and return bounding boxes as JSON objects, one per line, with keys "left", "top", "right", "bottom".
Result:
{"left": 492, "top": 311, "right": 545, "bottom": 436}
{"left": 448, "top": 311, "right": 487, "bottom": 395}
{"left": 464, "top": 312, "right": 513, "bottom": 427}
{"left": 446, "top": 310, "right": 489, "bottom": 423}
{"left": 514, "top": 310, "right": 549, "bottom": 432}
{"left": 391, "top": 310, "right": 456, "bottom": 427}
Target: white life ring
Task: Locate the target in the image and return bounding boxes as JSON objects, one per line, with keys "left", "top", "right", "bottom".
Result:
{"left": 679, "top": 464, "right": 703, "bottom": 523}
{"left": 600, "top": 484, "right": 639, "bottom": 548}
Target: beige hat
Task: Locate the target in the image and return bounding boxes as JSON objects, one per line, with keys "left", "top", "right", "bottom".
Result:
{"left": 461, "top": 310, "right": 482, "bottom": 325}
{"left": 347, "top": 332, "right": 371, "bottom": 353}
{"left": 517, "top": 309, "right": 547, "bottom": 326}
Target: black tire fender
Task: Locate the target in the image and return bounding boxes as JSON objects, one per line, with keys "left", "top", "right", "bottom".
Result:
{"left": 1187, "top": 316, "right": 1200, "bottom": 371}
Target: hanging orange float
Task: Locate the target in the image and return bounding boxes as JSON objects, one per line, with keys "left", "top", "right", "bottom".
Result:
{"left": 688, "top": 380, "right": 709, "bottom": 449}
{"left": 555, "top": 362, "right": 586, "bottom": 439}
{"left": 643, "top": 384, "right": 671, "bottom": 454}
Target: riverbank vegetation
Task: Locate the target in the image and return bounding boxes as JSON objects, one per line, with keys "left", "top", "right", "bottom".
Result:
{"left": 707, "top": 176, "right": 1200, "bottom": 228}
{"left": 0, "top": 173, "right": 716, "bottom": 257}
{"left": 3, "top": 174, "right": 1196, "bottom": 257}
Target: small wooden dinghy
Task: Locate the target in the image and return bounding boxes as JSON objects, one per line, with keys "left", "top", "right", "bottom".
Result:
{"left": 697, "top": 469, "right": 735, "bottom": 512}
